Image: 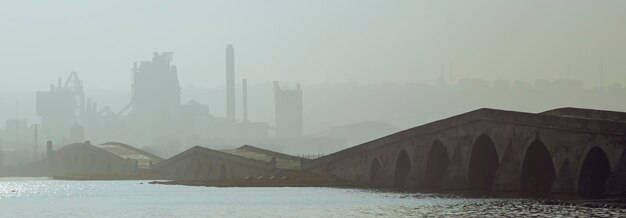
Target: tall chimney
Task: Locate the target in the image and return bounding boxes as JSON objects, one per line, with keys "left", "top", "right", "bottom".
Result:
{"left": 242, "top": 79, "right": 248, "bottom": 122}
{"left": 226, "top": 44, "right": 235, "bottom": 121}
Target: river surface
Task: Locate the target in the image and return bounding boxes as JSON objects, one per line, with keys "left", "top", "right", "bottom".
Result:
{"left": 0, "top": 178, "right": 623, "bottom": 217}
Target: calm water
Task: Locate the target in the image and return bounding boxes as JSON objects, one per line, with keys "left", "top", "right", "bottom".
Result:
{"left": 0, "top": 178, "right": 623, "bottom": 217}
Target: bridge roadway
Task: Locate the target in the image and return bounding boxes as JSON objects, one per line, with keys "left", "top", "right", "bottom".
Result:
{"left": 302, "top": 108, "right": 626, "bottom": 195}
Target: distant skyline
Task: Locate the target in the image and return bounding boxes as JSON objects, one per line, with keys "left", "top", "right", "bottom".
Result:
{"left": 0, "top": 0, "right": 624, "bottom": 93}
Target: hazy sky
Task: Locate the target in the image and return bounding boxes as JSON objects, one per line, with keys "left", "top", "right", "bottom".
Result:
{"left": 0, "top": 0, "right": 625, "bottom": 93}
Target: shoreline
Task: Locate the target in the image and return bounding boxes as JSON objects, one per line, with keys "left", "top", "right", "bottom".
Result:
{"left": 149, "top": 174, "right": 361, "bottom": 188}
{"left": 150, "top": 178, "right": 626, "bottom": 209}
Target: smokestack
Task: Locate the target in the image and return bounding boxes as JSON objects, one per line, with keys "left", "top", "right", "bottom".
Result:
{"left": 226, "top": 44, "right": 235, "bottom": 120}
{"left": 58, "top": 78, "right": 62, "bottom": 90}
{"left": 243, "top": 79, "right": 248, "bottom": 122}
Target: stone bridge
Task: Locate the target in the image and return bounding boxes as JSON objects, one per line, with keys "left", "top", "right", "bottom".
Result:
{"left": 302, "top": 108, "right": 626, "bottom": 195}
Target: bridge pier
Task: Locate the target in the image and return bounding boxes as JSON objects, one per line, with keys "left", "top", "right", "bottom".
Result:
{"left": 607, "top": 149, "right": 626, "bottom": 194}
{"left": 553, "top": 159, "right": 576, "bottom": 193}
{"left": 442, "top": 144, "right": 467, "bottom": 189}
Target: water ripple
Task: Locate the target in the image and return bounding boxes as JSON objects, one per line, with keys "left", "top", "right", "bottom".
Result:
{"left": 0, "top": 178, "right": 624, "bottom": 217}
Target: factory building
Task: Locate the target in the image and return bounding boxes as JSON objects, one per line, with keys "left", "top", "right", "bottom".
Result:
{"left": 274, "top": 82, "right": 303, "bottom": 138}
{"left": 130, "top": 52, "right": 181, "bottom": 136}
{"left": 9, "top": 141, "right": 163, "bottom": 179}
{"left": 28, "top": 46, "right": 342, "bottom": 162}
{"left": 36, "top": 72, "right": 89, "bottom": 146}
{"left": 36, "top": 80, "right": 78, "bottom": 141}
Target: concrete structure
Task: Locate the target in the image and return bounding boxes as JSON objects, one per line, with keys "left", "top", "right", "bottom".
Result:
{"left": 48, "top": 142, "right": 139, "bottom": 177}
{"left": 302, "top": 108, "right": 626, "bottom": 195}
{"left": 274, "top": 82, "right": 303, "bottom": 138}
{"left": 36, "top": 71, "right": 86, "bottom": 142}
{"left": 94, "top": 142, "right": 164, "bottom": 169}
{"left": 221, "top": 145, "right": 302, "bottom": 170}
{"left": 10, "top": 142, "right": 162, "bottom": 179}
{"left": 130, "top": 52, "right": 181, "bottom": 135}
{"left": 36, "top": 83, "right": 76, "bottom": 141}
{"left": 152, "top": 145, "right": 304, "bottom": 180}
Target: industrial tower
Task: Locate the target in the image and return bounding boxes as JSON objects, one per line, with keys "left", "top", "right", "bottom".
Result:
{"left": 226, "top": 44, "right": 236, "bottom": 121}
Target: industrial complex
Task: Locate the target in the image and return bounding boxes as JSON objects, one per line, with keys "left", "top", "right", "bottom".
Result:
{"left": 0, "top": 45, "right": 623, "bottom": 196}
{"left": 26, "top": 45, "right": 343, "bottom": 161}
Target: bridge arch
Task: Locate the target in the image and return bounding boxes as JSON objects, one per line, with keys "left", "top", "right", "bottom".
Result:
{"left": 467, "top": 134, "right": 499, "bottom": 191}
{"left": 520, "top": 139, "right": 555, "bottom": 193}
{"left": 369, "top": 158, "right": 382, "bottom": 186}
{"left": 393, "top": 149, "right": 411, "bottom": 187}
{"left": 422, "top": 140, "right": 449, "bottom": 188}
{"left": 578, "top": 147, "right": 611, "bottom": 195}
